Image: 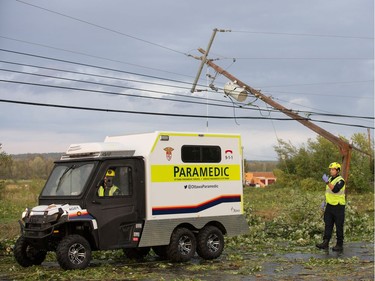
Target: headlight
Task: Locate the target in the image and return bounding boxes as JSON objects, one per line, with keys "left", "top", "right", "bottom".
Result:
{"left": 49, "top": 213, "right": 60, "bottom": 222}
{"left": 21, "top": 208, "right": 30, "bottom": 219}
{"left": 48, "top": 210, "right": 64, "bottom": 223}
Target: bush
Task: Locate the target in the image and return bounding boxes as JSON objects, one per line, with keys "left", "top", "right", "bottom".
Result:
{"left": 299, "top": 178, "right": 322, "bottom": 192}
{"left": 228, "top": 187, "right": 374, "bottom": 251}
{"left": 274, "top": 134, "right": 374, "bottom": 193}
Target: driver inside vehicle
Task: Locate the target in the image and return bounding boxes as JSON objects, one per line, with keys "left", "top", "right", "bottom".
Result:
{"left": 98, "top": 169, "right": 121, "bottom": 196}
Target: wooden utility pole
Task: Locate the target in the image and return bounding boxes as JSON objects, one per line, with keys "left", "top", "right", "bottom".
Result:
{"left": 197, "top": 48, "right": 354, "bottom": 181}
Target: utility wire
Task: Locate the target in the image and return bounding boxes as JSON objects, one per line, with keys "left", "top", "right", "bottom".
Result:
{"left": 0, "top": 78, "right": 240, "bottom": 110}
{"left": 231, "top": 30, "right": 374, "bottom": 40}
{"left": 2, "top": 56, "right": 372, "bottom": 108}
{"left": 15, "top": 0, "right": 189, "bottom": 56}
{"left": 0, "top": 35, "right": 196, "bottom": 80}
{"left": 0, "top": 59, "right": 194, "bottom": 92}
{"left": 257, "top": 80, "right": 374, "bottom": 88}
{"left": 267, "top": 90, "right": 373, "bottom": 100}
{"left": 0, "top": 77, "right": 284, "bottom": 115}
{"left": 272, "top": 96, "right": 374, "bottom": 121}
{"left": 1, "top": 73, "right": 373, "bottom": 121}
{"left": 2, "top": 47, "right": 372, "bottom": 107}
{"left": 2, "top": 48, "right": 372, "bottom": 95}
{"left": 0, "top": 48, "right": 200, "bottom": 88}
{"left": 1, "top": 50, "right": 372, "bottom": 121}
{"left": 0, "top": 98, "right": 304, "bottom": 121}
{"left": 212, "top": 56, "right": 373, "bottom": 61}
{"left": 0, "top": 98, "right": 373, "bottom": 129}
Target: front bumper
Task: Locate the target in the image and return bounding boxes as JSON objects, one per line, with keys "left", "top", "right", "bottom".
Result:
{"left": 20, "top": 215, "right": 67, "bottom": 239}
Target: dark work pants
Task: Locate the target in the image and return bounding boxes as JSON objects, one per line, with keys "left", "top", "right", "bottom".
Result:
{"left": 323, "top": 203, "right": 345, "bottom": 244}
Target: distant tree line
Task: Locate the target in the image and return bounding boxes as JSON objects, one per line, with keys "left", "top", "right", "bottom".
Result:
{"left": 0, "top": 151, "right": 59, "bottom": 180}
{"left": 244, "top": 160, "right": 277, "bottom": 172}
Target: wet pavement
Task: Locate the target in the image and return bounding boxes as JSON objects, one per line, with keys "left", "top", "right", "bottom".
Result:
{"left": 279, "top": 241, "right": 374, "bottom": 261}
{"left": 1, "top": 242, "right": 373, "bottom": 280}
{"left": 118, "top": 241, "right": 373, "bottom": 280}
{"left": 232, "top": 242, "right": 374, "bottom": 281}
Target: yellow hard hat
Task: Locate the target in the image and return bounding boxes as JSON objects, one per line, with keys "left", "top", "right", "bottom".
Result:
{"left": 328, "top": 162, "right": 341, "bottom": 171}
{"left": 106, "top": 169, "right": 115, "bottom": 177}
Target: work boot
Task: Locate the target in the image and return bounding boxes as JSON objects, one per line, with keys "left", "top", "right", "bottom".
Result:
{"left": 332, "top": 242, "right": 343, "bottom": 251}
{"left": 316, "top": 239, "right": 329, "bottom": 250}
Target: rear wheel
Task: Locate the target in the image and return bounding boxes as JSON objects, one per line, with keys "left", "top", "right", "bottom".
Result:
{"left": 14, "top": 236, "right": 47, "bottom": 267}
{"left": 166, "top": 228, "right": 196, "bottom": 262}
{"left": 196, "top": 226, "right": 224, "bottom": 260}
{"left": 56, "top": 235, "right": 91, "bottom": 270}
{"left": 123, "top": 247, "right": 150, "bottom": 260}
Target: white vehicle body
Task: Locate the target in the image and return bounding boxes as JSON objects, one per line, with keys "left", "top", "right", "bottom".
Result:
{"left": 99, "top": 132, "right": 248, "bottom": 246}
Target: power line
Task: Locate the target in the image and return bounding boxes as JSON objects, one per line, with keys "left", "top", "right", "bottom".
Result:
{"left": 14, "top": 0, "right": 189, "bottom": 56}
{"left": 214, "top": 56, "right": 373, "bottom": 61}
{"left": 0, "top": 55, "right": 374, "bottom": 109}
{"left": 1, "top": 49, "right": 372, "bottom": 122}
{"left": 0, "top": 77, "right": 282, "bottom": 115}
{"left": 267, "top": 90, "right": 373, "bottom": 100}
{"left": 1, "top": 73, "right": 373, "bottom": 122}
{"left": 1, "top": 68, "right": 373, "bottom": 122}
{"left": 0, "top": 36, "right": 196, "bottom": 80}
{"left": 258, "top": 80, "right": 374, "bottom": 88}
{"left": 231, "top": 30, "right": 374, "bottom": 40}
{"left": 0, "top": 98, "right": 373, "bottom": 129}
{"left": 0, "top": 78, "right": 238, "bottom": 110}
{"left": 0, "top": 98, "right": 300, "bottom": 121}
{"left": 1, "top": 74, "right": 372, "bottom": 127}
{"left": 0, "top": 61, "right": 211, "bottom": 98}
{"left": 271, "top": 97, "right": 374, "bottom": 120}
{"left": 0, "top": 48, "right": 198, "bottom": 88}
{"left": 2, "top": 47, "right": 372, "bottom": 92}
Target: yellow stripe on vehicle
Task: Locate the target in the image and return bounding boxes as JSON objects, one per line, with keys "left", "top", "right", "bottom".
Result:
{"left": 151, "top": 164, "right": 241, "bottom": 182}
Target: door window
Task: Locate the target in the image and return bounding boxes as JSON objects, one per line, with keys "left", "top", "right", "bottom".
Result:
{"left": 97, "top": 166, "right": 132, "bottom": 197}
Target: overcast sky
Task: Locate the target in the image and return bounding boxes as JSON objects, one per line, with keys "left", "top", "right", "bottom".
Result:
{"left": 0, "top": 0, "right": 373, "bottom": 160}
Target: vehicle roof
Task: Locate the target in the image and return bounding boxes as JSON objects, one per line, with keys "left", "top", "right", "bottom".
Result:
{"left": 62, "top": 131, "right": 240, "bottom": 160}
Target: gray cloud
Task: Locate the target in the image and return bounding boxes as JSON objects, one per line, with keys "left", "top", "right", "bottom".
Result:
{"left": 0, "top": 0, "right": 373, "bottom": 159}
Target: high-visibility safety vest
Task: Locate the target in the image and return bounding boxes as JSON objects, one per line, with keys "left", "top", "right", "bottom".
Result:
{"left": 98, "top": 185, "right": 119, "bottom": 197}
{"left": 325, "top": 175, "right": 346, "bottom": 205}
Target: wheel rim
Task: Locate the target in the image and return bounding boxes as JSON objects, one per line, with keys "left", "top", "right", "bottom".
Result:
{"left": 207, "top": 234, "right": 220, "bottom": 253}
{"left": 178, "top": 235, "right": 193, "bottom": 256}
{"left": 68, "top": 243, "right": 86, "bottom": 265}
{"left": 26, "top": 245, "right": 36, "bottom": 258}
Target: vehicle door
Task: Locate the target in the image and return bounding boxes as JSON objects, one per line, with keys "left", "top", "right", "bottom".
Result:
{"left": 86, "top": 158, "right": 145, "bottom": 250}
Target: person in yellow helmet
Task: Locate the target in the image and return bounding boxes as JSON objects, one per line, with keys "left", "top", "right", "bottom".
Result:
{"left": 98, "top": 169, "right": 121, "bottom": 196}
{"left": 316, "top": 162, "right": 346, "bottom": 251}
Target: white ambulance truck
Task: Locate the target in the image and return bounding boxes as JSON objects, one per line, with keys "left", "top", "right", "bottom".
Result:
{"left": 14, "top": 132, "right": 249, "bottom": 269}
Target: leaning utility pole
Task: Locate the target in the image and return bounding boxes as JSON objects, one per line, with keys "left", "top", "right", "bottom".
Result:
{"left": 197, "top": 48, "right": 355, "bottom": 181}
{"left": 190, "top": 28, "right": 231, "bottom": 93}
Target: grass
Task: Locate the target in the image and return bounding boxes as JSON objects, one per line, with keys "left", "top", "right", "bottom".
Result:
{"left": 0, "top": 180, "right": 373, "bottom": 280}
{"left": 0, "top": 179, "right": 44, "bottom": 239}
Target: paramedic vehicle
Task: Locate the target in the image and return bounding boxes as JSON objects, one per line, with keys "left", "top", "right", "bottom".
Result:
{"left": 14, "top": 132, "right": 249, "bottom": 269}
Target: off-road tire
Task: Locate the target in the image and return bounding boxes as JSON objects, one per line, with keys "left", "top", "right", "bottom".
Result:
{"left": 166, "top": 227, "right": 196, "bottom": 262}
{"left": 196, "top": 226, "right": 224, "bottom": 260}
{"left": 123, "top": 247, "right": 150, "bottom": 260}
{"left": 14, "top": 236, "right": 47, "bottom": 267}
{"left": 56, "top": 235, "right": 91, "bottom": 270}
{"left": 152, "top": 245, "right": 168, "bottom": 259}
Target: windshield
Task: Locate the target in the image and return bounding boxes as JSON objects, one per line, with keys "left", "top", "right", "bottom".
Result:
{"left": 41, "top": 163, "right": 95, "bottom": 196}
